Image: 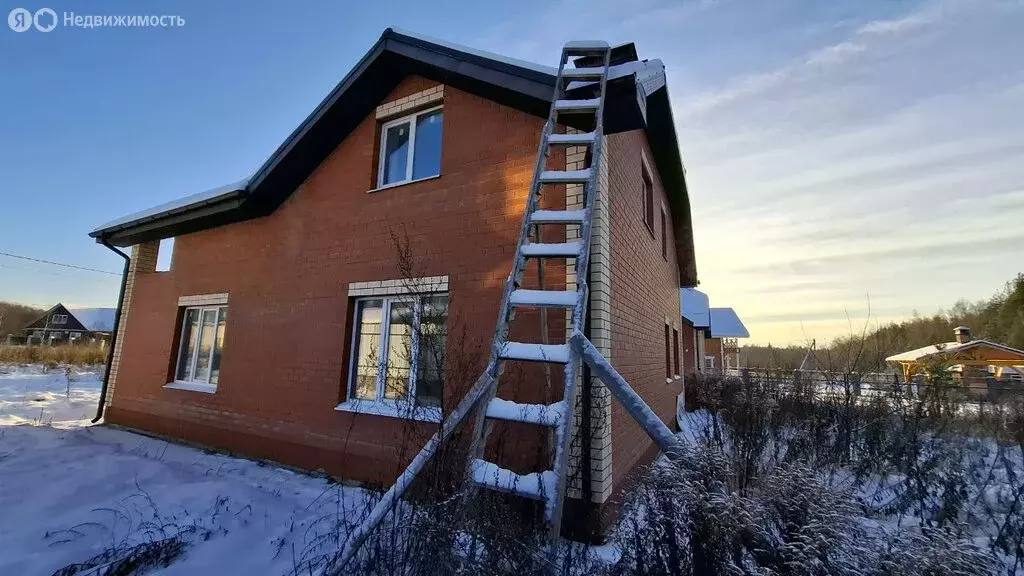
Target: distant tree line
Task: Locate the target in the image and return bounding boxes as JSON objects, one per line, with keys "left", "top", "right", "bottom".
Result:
{"left": 742, "top": 273, "right": 1024, "bottom": 372}
{"left": 0, "top": 301, "right": 44, "bottom": 338}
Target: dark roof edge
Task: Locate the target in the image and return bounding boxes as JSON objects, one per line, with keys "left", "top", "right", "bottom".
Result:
{"left": 246, "top": 33, "right": 391, "bottom": 195}
{"left": 89, "top": 29, "right": 697, "bottom": 287}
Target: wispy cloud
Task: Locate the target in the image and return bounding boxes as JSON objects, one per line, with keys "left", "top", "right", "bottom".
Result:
{"left": 482, "top": 0, "right": 1024, "bottom": 344}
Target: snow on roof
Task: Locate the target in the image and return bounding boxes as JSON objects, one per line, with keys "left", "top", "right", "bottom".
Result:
{"left": 67, "top": 308, "right": 116, "bottom": 333}
{"left": 89, "top": 34, "right": 667, "bottom": 241}
{"left": 90, "top": 178, "right": 249, "bottom": 235}
{"left": 395, "top": 28, "right": 664, "bottom": 88}
{"left": 680, "top": 288, "right": 710, "bottom": 328}
{"left": 886, "top": 340, "right": 1024, "bottom": 363}
{"left": 710, "top": 308, "right": 750, "bottom": 338}
{"left": 390, "top": 27, "right": 557, "bottom": 76}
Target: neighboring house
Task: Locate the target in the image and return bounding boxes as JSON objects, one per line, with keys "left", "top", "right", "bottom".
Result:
{"left": 886, "top": 326, "right": 1024, "bottom": 392}
{"left": 680, "top": 288, "right": 710, "bottom": 373}
{"left": 88, "top": 29, "right": 698, "bottom": 535}
{"left": 21, "top": 304, "right": 116, "bottom": 346}
{"left": 705, "top": 307, "right": 750, "bottom": 371}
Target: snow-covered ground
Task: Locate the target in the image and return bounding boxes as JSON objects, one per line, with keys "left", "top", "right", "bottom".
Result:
{"left": 0, "top": 364, "right": 103, "bottom": 427}
{"left": 0, "top": 364, "right": 371, "bottom": 575}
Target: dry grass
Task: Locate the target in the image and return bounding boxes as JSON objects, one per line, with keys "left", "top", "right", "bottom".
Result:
{"left": 0, "top": 345, "right": 107, "bottom": 366}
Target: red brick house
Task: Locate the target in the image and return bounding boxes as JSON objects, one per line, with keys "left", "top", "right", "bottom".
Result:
{"left": 89, "top": 29, "right": 697, "bottom": 529}
{"left": 680, "top": 288, "right": 711, "bottom": 373}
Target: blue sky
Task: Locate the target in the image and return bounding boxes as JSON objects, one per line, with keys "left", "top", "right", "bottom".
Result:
{"left": 1, "top": 0, "right": 1021, "bottom": 345}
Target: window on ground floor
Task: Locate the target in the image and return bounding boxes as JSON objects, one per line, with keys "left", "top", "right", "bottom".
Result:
{"left": 704, "top": 355, "right": 716, "bottom": 371}
{"left": 174, "top": 305, "right": 228, "bottom": 387}
{"left": 348, "top": 294, "right": 447, "bottom": 409}
{"left": 672, "top": 328, "right": 680, "bottom": 376}
{"left": 664, "top": 323, "right": 672, "bottom": 380}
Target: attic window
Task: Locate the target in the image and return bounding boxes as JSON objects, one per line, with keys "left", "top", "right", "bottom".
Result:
{"left": 378, "top": 107, "right": 443, "bottom": 188}
{"left": 51, "top": 314, "right": 68, "bottom": 325}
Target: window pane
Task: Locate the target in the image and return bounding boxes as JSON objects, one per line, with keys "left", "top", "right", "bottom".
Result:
{"left": 210, "top": 308, "right": 227, "bottom": 385}
{"left": 176, "top": 309, "right": 200, "bottom": 381}
{"left": 352, "top": 300, "right": 383, "bottom": 400}
{"left": 382, "top": 121, "right": 411, "bottom": 185}
{"left": 384, "top": 302, "right": 414, "bottom": 400}
{"left": 194, "top": 309, "right": 217, "bottom": 382}
{"left": 412, "top": 110, "right": 443, "bottom": 180}
{"left": 416, "top": 295, "right": 447, "bottom": 406}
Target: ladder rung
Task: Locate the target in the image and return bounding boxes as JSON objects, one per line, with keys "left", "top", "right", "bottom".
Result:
{"left": 499, "top": 342, "right": 571, "bottom": 364}
{"left": 553, "top": 98, "right": 600, "bottom": 112}
{"left": 530, "top": 209, "right": 586, "bottom": 224}
{"left": 520, "top": 241, "right": 582, "bottom": 258}
{"left": 548, "top": 132, "right": 596, "bottom": 145}
{"left": 486, "top": 398, "right": 566, "bottom": 426}
{"left": 470, "top": 459, "right": 556, "bottom": 500}
{"left": 539, "top": 169, "right": 591, "bottom": 184}
{"left": 510, "top": 289, "right": 577, "bottom": 308}
{"left": 562, "top": 67, "right": 605, "bottom": 80}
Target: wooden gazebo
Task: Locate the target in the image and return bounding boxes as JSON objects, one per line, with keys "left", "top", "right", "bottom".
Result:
{"left": 886, "top": 326, "right": 1024, "bottom": 385}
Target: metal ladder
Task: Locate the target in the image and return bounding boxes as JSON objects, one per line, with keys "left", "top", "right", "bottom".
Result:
{"left": 462, "top": 39, "right": 612, "bottom": 542}
{"left": 327, "top": 40, "right": 681, "bottom": 573}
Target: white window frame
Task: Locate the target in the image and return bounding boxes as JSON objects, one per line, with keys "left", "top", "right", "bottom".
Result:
{"left": 704, "top": 355, "right": 716, "bottom": 370}
{"left": 69, "top": 331, "right": 82, "bottom": 339}
{"left": 167, "top": 304, "right": 227, "bottom": 394}
{"left": 51, "top": 314, "right": 68, "bottom": 325}
{"left": 376, "top": 105, "right": 443, "bottom": 189}
{"left": 337, "top": 294, "right": 446, "bottom": 422}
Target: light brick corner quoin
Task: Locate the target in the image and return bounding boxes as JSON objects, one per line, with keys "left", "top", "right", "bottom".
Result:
{"left": 565, "top": 127, "right": 614, "bottom": 504}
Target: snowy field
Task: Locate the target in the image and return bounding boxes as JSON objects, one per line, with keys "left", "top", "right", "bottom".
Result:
{"left": 0, "top": 364, "right": 370, "bottom": 575}
{"left": 0, "top": 364, "right": 103, "bottom": 427}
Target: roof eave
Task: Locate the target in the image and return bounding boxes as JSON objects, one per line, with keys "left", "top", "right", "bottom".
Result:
{"left": 93, "top": 191, "right": 248, "bottom": 247}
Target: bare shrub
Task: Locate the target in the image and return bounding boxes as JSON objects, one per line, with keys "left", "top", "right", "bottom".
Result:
{"left": 48, "top": 485, "right": 230, "bottom": 576}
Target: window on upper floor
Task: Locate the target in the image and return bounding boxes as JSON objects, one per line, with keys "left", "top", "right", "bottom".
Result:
{"left": 378, "top": 107, "right": 444, "bottom": 188}
{"left": 174, "top": 305, "right": 228, "bottom": 390}
{"left": 661, "top": 207, "right": 668, "bottom": 260}
{"left": 641, "top": 160, "right": 655, "bottom": 234}
{"left": 347, "top": 294, "right": 447, "bottom": 412}
{"left": 50, "top": 314, "right": 67, "bottom": 325}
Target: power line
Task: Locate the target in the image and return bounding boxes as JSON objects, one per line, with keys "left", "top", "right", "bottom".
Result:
{"left": 0, "top": 251, "right": 121, "bottom": 276}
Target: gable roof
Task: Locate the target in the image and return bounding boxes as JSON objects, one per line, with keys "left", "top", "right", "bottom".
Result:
{"left": 22, "top": 304, "right": 116, "bottom": 333}
{"left": 681, "top": 288, "right": 711, "bottom": 329}
{"left": 709, "top": 307, "right": 750, "bottom": 338}
{"left": 68, "top": 308, "right": 117, "bottom": 333}
{"left": 89, "top": 28, "right": 697, "bottom": 286}
{"left": 886, "top": 340, "right": 1024, "bottom": 364}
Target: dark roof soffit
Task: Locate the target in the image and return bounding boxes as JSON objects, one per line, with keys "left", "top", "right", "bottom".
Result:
{"left": 91, "top": 28, "right": 695, "bottom": 286}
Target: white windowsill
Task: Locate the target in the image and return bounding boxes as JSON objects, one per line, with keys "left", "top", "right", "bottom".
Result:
{"left": 368, "top": 174, "right": 440, "bottom": 193}
{"left": 673, "top": 375, "right": 682, "bottom": 381}
{"left": 164, "top": 381, "right": 218, "bottom": 394}
{"left": 335, "top": 399, "right": 442, "bottom": 423}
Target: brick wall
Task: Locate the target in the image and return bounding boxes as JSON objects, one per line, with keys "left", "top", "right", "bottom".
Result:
{"left": 106, "top": 76, "right": 568, "bottom": 485}
{"left": 706, "top": 337, "right": 724, "bottom": 370}
{"left": 681, "top": 325, "right": 697, "bottom": 373}
{"left": 606, "top": 129, "right": 684, "bottom": 493}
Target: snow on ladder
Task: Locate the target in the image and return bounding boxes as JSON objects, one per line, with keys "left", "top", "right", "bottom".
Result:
{"left": 322, "top": 40, "right": 684, "bottom": 575}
